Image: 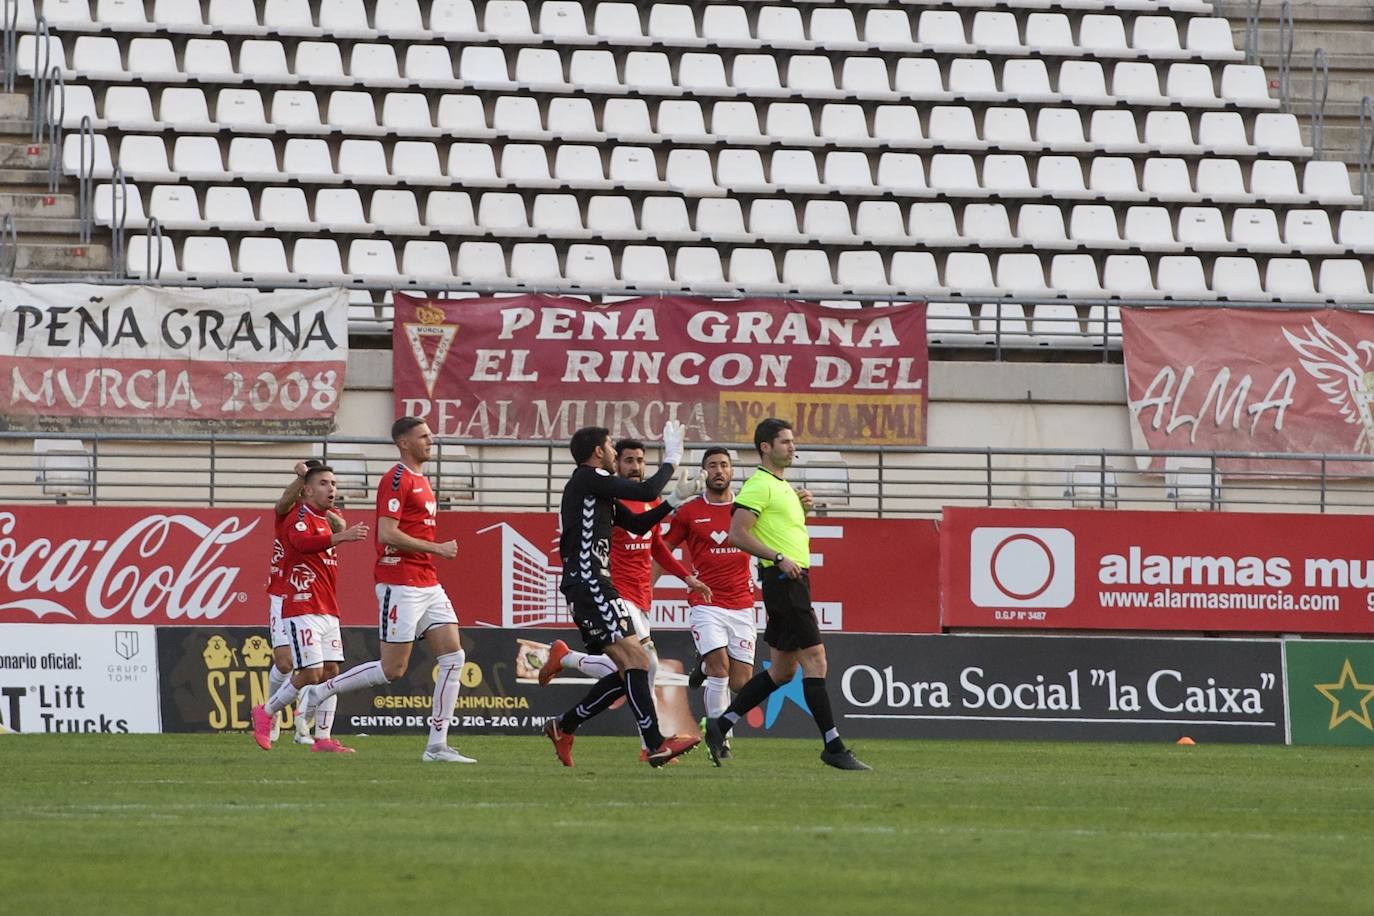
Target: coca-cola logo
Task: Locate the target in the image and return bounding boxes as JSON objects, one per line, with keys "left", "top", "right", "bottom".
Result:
{"left": 0, "top": 512, "right": 259, "bottom": 621}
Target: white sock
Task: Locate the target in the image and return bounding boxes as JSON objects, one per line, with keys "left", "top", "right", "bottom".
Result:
{"left": 645, "top": 642, "right": 659, "bottom": 690}
{"left": 563, "top": 650, "right": 617, "bottom": 679}
{"left": 312, "top": 661, "right": 390, "bottom": 702}
{"left": 268, "top": 665, "right": 287, "bottom": 698}
{"left": 313, "top": 694, "right": 338, "bottom": 740}
{"left": 705, "top": 676, "right": 730, "bottom": 723}
{"left": 264, "top": 679, "right": 298, "bottom": 716}
{"left": 428, "top": 651, "right": 465, "bottom": 747}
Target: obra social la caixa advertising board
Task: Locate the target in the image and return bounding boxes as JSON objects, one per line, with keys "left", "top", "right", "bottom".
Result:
{"left": 152, "top": 626, "right": 1286, "bottom": 745}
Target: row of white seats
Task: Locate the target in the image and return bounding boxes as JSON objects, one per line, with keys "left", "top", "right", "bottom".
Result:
{"left": 23, "top": 36, "right": 1275, "bottom": 109}
{"left": 124, "top": 236, "right": 1374, "bottom": 301}
{"left": 58, "top": 83, "right": 1309, "bottom": 158}
{"left": 69, "top": 135, "right": 1361, "bottom": 206}
{"left": 30, "top": 1, "right": 1221, "bottom": 47}
{"left": 95, "top": 184, "right": 1374, "bottom": 255}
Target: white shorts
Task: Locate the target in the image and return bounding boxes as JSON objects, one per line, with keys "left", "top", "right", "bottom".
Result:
{"left": 377, "top": 583, "right": 459, "bottom": 643}
{"left": 690, "top": 605, "right": 758, "bottom": 664}
{"left": 284, "top": 613, "right": 344, "bottom": 669}
{"left": 268, "top": 595, "right": 289, "bottom": 649}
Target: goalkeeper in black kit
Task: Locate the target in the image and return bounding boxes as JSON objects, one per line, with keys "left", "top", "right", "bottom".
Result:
{"left": 541, "top": 420, "right": 703, "bottom": 767}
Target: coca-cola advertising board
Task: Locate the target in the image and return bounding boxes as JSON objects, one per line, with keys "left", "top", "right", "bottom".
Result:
{"left": 941, "top": 507, "right": 1374, "bottom": 634}
{"left": 0, "top": 506, "right": 941, "bottom": 634}
{"left": 393, "top": 293, "right": 928, "bottom": 445}
{"left": 0, "top": 624, "right": 161, "bottom": 733}
{"left": 1122, "top": 307, "right": 1374, "bottom": 476}
{"left": 0, "top": 282, "right": 348, "bottom": 433}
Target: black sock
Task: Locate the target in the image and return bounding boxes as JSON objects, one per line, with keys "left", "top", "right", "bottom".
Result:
{"left": 720, "top": 669, "right": 783, "bottom": 726}
{"left": 559, "top": 673, "right": 624, "bottom": 734}
{"left": 622, "top": 667, "right": 664, "bottom": 750}
{"left": 803, "top": 677, "right": 845, "bottom": 753}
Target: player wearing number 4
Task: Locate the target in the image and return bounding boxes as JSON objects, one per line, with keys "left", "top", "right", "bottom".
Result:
{"left": 298, "top": 418, "right": 476, "bottom": 763}
{"left": 702, "top": 418, "right": 871, "bottom": 771}
{"left": 252, "top": 465, "right": 370, "bottom": 753}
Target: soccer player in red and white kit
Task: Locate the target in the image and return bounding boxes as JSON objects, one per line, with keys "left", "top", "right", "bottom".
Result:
{"left": 539, "top": 438, "right": 709, "bottom": 758}
{"left": 252, "top": 465, "right": 370, "bottom": 753}
{"left": 665, "top": 447, "right": 757, "bottom": 759}
{"left": 265, "top": 458, "right": 343, "bottom": 745}
{"left": 298, "top": 418, "right": 475, "bottom": 763}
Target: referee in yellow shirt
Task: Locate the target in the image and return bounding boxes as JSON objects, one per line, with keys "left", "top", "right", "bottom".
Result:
{"left": 702, "top": 418, "right": 871, "bottom": 771}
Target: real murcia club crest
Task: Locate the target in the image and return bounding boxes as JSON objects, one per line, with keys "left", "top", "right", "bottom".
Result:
{"left": 1282, "top": 318, "right": 1374, "bottom": 454}
{"left": 404, "top": 304, "right": 458, "bottom": 397}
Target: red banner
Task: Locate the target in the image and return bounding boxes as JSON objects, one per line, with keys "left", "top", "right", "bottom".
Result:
{"left": 0, "top": 283, "right": 348, "bottom": 433}
{"left": 0, "top": 507, "right": 940, "bottom": 634}
{"left": 1123, "top": 307, "right": 1374, "bottom": 475}
{"left": 940, "top": 507, "right": 1374, "bottom": 634}
{"left": 393, "top": 294, "right": 928, "bottom": 445}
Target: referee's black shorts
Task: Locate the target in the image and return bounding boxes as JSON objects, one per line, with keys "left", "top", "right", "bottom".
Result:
{"left": 759, "top": 566, "right": 823, "bottom": 651}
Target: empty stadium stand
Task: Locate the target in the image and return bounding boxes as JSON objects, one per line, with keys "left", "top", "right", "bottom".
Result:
{"left": 0, "top": 0, "right": 1362, "bottom": 347}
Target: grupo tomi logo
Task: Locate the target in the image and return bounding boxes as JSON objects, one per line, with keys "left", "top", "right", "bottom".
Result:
{"left": 970, "top": 527, "right": 1076, "bottom": 608}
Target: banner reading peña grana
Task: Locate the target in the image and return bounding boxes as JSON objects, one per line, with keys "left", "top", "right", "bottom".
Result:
{"left": 392, "top": 293, "right": 928, "bottom": 445}
{"left": 0, "top": 282, "right": 348, "bottom": 433}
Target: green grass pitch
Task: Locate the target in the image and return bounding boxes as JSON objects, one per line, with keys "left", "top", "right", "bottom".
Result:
{"left": 1, "top": 735, "right": 1369, "bottom": 916}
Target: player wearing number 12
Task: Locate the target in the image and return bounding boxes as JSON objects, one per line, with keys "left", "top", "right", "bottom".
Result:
{"left": 298, "top": 418, "right": 475, "bottom": 763}
{"left": 252, "top": 465, "right": 370, "bottom": 753}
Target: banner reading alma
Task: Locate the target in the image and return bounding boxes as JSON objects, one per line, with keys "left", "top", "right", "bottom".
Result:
{"left": 393, "top": 293, "right": 928, "bottom": 445}
{"left": 1122, "top": 307, "right": 1374, "bottom": 475}
{"left": 0, "top": 282, "right": 348, "bottom": 433}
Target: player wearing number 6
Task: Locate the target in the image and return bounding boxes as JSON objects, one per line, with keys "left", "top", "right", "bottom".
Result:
{"left": 298, "top": 418, "right": 476, "bottom": 763}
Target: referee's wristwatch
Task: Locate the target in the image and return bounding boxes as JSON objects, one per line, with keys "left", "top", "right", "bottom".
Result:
{"left": 772, "top": 552, "right": 785, "bottom": 564}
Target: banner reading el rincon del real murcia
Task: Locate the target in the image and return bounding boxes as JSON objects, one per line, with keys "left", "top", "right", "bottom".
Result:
{"left": 1122, "top": 307, "right": 1374, "bottom": 475}
{"left": 0, "top": 282, "right": 349, "bottom": 433}
{"left": 393, "top": 294, "right": 928, "bottom": 445}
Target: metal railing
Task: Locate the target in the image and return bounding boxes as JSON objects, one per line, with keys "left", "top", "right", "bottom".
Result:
{"left": 142, "top": 215, "right": 163, "bottom": 278}
{"left": 0, "top": 211, "right": 15, "bottom": 275}
{"left": 109, "top": 164, "right": 129, "bottom": 275}
{"left": 1360, "top": 95, "right": 1373, "bottom": 210}
{"left": 1277, "top": 0, "right": 1294, "bottom": 112}
{"left": 28, "top": 15, "right": 46, "bottom": 141}
{"left": 1243, "top": 0, "right": 1262, "bottom": 65}
{"left": 2, "top": 0, "right": 17, "bottom": 93}
{"left": 76, "top": 114, "right": 94, "bottom": 242}
{"left": 44, "top": 63, "right": 62, "bottom": 193}
{"left": 5, "top": 432, "right": 1374, "bottom": 517}
{"left": 1310, "top": 48, "right": 1328, "bottom": 160}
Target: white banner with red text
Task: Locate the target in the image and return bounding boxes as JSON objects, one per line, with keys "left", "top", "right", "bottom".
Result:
{"left": 0, "top": 283, "right": 348, "bottom": 433}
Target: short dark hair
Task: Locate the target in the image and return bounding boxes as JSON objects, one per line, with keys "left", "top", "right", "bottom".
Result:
{"left": 754, "top": 418, "right": 793, "bottom": 455}
{"left": 570, "top": 426, "right": 611, "bottom": 464}
{"left": 391, "top": 417, "right": 425, "bottom": 442}
{"left": 303, "top": 465, "right": 334, "bottom": 484}
{"left": 302, "top": 458, "right": 325, "bottom": 470}
{"left": 613, "top": 438, "right": 645, "bottom": 456}
{"left": 701, "top": 446, "right": 732, "bottom": 467}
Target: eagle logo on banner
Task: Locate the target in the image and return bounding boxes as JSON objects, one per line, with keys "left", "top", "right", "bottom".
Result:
{"left": 1283, "top": 318, "right": 1374, "bottom": 454}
